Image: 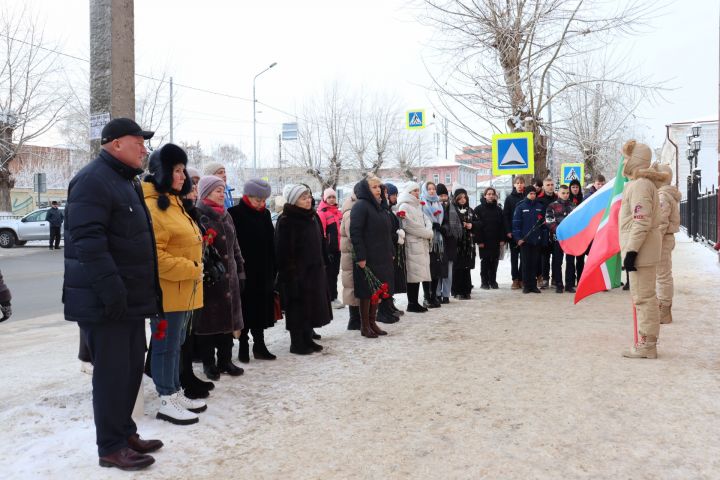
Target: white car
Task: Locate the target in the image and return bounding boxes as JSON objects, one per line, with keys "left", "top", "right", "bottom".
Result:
{"left": 0, "top": 207, "right": 64, "bottom": 248}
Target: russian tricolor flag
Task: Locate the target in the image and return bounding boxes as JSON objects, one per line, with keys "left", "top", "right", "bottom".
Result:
{"left": 556, "top": 179, "right": 616, "bottom": 255}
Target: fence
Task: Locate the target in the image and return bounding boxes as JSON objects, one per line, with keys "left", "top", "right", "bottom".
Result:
{"left": 680, "top": 188, "right": 718, "bottom": 246}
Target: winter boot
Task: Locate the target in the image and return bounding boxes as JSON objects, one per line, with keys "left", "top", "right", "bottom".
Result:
{"left": 289, "top": 330, "right": 314, "bottom": 355}
{"left": 406, "top": 303, "right": 428, "bottom": 313}
{"left": 312, "top": 330, "right": 322, "bottom": 340}
{"left": 251, "top": 329, "right": 277, "bottom": 360}
{"left": 175, "top": 390, "right": 207, "bottom": 413}
{"left": 368, "top": 303, "right": 387, "bottom": 336}
{"left": 538, "top": 276, "right": 548, "bottom": 289}
{"left": 202, "top": 362, "right": 220, "bottom": 381}
{"left": 659, "top": 304, "right": 673, "bottom": 324}
{"left": 511, "top": 279, "right": 521, "bottom": 290}
{"left": 238, "top": 329, "right": 250, "bottom": 363}
{"left": 156, "top": 395, "right": 199, "bottom": 425}
{"left": 347, "top": 305, "right": 361, "bottom": 330}
{"left": 303, "top": 329, "right": 323, "bottom": 352}
{"left": 377, "top": 299, "right": 399, "bottom": 324}
{"left": 622, "top": 336, "right": 658, "bottom": 359}
{"left": 180, "top": 333, "right": 209, "bottom": 399}
{"left": 389, "top": 299, "right": 404, "bottom": 316}
{"left": 359, "top": 299, "right": 378, "bottom": 338}
{"left": 555, "top": 283, "right": 564, "bottom": 294}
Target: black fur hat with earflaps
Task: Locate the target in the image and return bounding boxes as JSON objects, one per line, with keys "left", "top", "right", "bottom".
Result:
{"left": 144, "top": 143, "right": 192, "bottom": 210}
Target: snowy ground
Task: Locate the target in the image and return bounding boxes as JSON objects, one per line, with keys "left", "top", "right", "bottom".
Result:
{"left": 1, "top": 234, "right": 719, "bottom": 479}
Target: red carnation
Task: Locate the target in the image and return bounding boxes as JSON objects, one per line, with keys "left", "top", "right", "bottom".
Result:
{"left": 420, "top": 201, "right": 426, "bottom": 206}
{"left": 537, "top": 214, "right": 543, "bottom": 220}
{"left": 380, "top": 283, "right": 389, "bottom": 292}
{"left": 397, "top": 211, "right": 407, "bottom": 219}
{"left": 153, "top": 318, "right": 168, "bottom": 340}
{"left": 203, "top": 227, "right": 218, "bottom": 246}
{"left": 434, "top": 210, "right": 441, "bottom": 216}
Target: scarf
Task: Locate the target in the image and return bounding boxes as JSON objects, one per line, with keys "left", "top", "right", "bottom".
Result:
{"left": 242, "top": 194, "right": 266, "bottom": 212}
{"left": 420, "top": 183, "right": 444, "bottom": 224}
{"left": 447, "top": 203, "right": 463, "bottom": 240}
{"left": 202, "top": 198, "right": 225, "bottom": 215}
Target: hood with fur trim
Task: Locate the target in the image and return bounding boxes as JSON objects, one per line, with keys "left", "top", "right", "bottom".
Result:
{"left": 621, "top": 140, "right": 652, "bottom": 179}
{"left": 144, "top": 143, "right": 192, "bottom": 210}
{"left": 659, "top": 184, "right": 682, "bottom": 202}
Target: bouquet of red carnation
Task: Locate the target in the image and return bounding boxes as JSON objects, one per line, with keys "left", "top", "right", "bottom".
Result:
{"left": 203, "top": 227, "right": 218, "bottom": 246}
{"left": 397, "top": 210, "right": 407, "bottom": 219}
{"left": 153, "top": 318, "right": 168, "bottom": 340}
{"left": 434, "top": 209, "right": 442, "bottom": 217}
{"left": 420, "top": 201, "right": 426, "bottom": 206}
{"left": 362, "top": 265, "right": 391, "bottom": 305}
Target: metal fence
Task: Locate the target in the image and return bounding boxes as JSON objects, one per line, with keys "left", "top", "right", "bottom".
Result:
{"left": 680, "top": 188, "right": 718, "bottom": 246}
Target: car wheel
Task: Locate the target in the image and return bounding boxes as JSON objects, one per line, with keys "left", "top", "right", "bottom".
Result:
{"left": 0, "top": 230, "right": 16, "bottom": 248}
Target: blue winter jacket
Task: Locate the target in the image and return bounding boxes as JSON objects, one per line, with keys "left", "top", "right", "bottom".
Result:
{"left": 512, "top": 198, "right": 549, "bottom": 246}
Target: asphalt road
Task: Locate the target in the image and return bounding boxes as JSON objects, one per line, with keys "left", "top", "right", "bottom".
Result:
{"left": 1, "top": 245, "right": 64, "bottom": 322}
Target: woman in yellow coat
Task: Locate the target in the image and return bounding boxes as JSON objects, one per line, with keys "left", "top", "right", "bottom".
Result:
{"left": 142, "top": 143, "right": 206, "bottom": 425}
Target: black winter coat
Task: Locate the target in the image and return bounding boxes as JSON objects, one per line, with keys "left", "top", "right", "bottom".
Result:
{"left": 46, "top": 207, "right": 64, "bottom": 227}
{"left": 0, "top": 268, "right": 10, "bottom": 303}
{"left": 275, "top": 204, "right": 332, "bottom": 331}
{"left": 349, "top": 180, "right": 395, "bottom": 298}
{"left": 474, "top": 199, "right": 507, "bottom": 254}
{"left": 387, "top": 203, "right": 407, "bottom": 294}
{"left": 63, "top": 150, "right": 161, "bottom": 323}
{"left": 502, "top": 188, "right": 525, "bottom": 242}
{"left": 453, "top": 202, "right": 479, "bottom": 269}
{"left": 194, "top": 203, "right": 245, "bottom": 335}
{"left": 228, "top": 200, "right": 277, "bottom": 330}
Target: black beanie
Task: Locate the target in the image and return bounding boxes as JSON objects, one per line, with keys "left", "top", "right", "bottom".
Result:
{"left": 436, "top": 183, "right": 449, "bottom": 196}
{"left": 144, "top": 143, "right": 192, "bottom": 210}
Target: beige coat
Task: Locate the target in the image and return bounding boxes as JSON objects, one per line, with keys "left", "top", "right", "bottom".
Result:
{"left": 397, "top": 192, "right": 432, "bottom": 283}
{"left": 619, "top": 168, "right": 669, "bottom": 268}
{"left": 658, "top": 185, "right": 681, "bottom": 235}
{"left": 340, "top": 193, "right": 359, "bottom": 306}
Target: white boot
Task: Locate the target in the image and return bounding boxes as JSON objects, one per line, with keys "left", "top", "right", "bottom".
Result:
{"left": 80, "top": 361, "right": 94, "bottom": 375}
{"left": 156, "top": 395, "right": 199, "bottom": 425}
{"left": 175, "top": 390, "right": 207, "bottom": 413}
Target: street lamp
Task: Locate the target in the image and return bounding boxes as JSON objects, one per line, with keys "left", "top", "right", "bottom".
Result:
{"left": 253, "top": 62, "right": 277, "bottom": 177}
{"left": 686, "top": 123, "right": 702, "bottom": 239}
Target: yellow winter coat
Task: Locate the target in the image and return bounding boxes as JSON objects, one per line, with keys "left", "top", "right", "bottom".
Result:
{"left": 658, "top": 185, "right": 681, "bottom": 235}
{"left": 142, "top": 181, "right": 204, "bottom": 312}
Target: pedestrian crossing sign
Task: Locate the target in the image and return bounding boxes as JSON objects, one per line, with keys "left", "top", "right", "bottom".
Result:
{"left": 491, "top": 132, "right": 534, "bottom": 175}
{"left": 406, "top": 110, "right": 425, "bottom": 130}
{"left": 560, "top": 163, "right": 585, "bottom": 185}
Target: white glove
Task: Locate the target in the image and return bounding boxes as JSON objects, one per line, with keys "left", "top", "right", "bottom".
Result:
{"left": 396, "top": 229, "right": 405, "bottom": 245}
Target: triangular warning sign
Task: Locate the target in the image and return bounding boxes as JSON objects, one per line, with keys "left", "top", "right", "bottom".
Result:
{"left": 409, "top": 113, "right": 422, "bottom": 127}
{"left": 564, "top": 168, "right": 579, "bottom": 182}
{"left": 500, "top": 142, "right": 526, "bottom": 166}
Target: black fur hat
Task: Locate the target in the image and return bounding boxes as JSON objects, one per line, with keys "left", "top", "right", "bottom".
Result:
{"left": 144, "top": 143, "right": 192, "bottom": 210}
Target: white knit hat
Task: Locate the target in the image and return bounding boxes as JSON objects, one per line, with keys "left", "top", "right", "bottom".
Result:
{"left": 285, "top": 184, "right": 309, "bottom": 206}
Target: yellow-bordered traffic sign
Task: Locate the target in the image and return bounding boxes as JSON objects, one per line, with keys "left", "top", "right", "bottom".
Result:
{"left": 406, "top": 110, "right": 425, "bottom": 130}
{"left": 560, "top": 163, "right": 584, "bottom": 185}
{"left": 491, "top": 132, "right": 534, "bottom": 176}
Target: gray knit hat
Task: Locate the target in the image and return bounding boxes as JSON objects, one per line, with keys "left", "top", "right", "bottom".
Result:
{"left": 203, "top": 162, "right": 225, "bottom": 176}
{"left": 243, "top": 178, "right": 272, "bottom": 199}
{"left": 197, "top": 175, "right": 226, "bottom": 201}
{"left": 285, "top": 184, "right": 309, "bottom": 206}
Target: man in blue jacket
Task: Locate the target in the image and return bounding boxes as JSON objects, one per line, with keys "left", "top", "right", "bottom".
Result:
{"left": 513, "top": 187, "right": 548, "bottom": 294}
{"left": 63, "top": 118, "right": 163, "bottom": 470}
{"left": 46, "top": 201, "right": 64, "bottom": 249}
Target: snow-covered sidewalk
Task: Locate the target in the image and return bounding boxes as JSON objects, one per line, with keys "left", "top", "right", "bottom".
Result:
{"left": 1, "top": 234, "right": 719, "bottom": 479}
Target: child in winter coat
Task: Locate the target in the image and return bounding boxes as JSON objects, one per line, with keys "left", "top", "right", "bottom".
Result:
{"left": 513, "top": 188, "right": 549, "bottom": 294}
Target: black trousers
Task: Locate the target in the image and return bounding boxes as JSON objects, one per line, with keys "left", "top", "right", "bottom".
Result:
{"left": 198, "top": 333, "right": 234, "bottom": 365}
{"left": 541, "top": 243, "right": 553, "bottom": 279}
{"left": 407, "top": 281, "right": 431, "bottom": 305}
{"left": 551, "top": 242, "right": 565, "bottom": 287}
{"left": 509, "top": 241, "right": 521, "bottom": 280}
{"left": 49, "top": 226, "right": 61, "bottom": 248}
{"left": 452, "top": 267, "right": 473, "bottom": 295}
{"left": 79, "top": 318, "right": 145, "bottom": 457}
{"left": 480, "top": 248, "right": 500, "bottom": 286}
{"left": 78, "top": 328, "right": 92, "bottom": 362}
{"left": 326, "top": 252, "right": 341, "bottom": 300}
{"left": 565, "top": 253, "right": 585, "bottom": 287}
{"left": 520, "top": 244, "right": 542, "bottom": 288}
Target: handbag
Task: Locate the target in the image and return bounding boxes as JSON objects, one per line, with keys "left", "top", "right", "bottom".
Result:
{"left": 273, "top": 291, "right": 283, "bottom": 320}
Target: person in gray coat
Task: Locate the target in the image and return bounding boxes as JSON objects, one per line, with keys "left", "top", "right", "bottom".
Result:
{"left": 47, "top": 201, "right": 64, "bottom": 250}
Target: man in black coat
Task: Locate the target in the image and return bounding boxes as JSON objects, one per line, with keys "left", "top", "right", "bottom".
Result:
{"left": 46, "top": 201, "right": 64, "bottom": 250}
{"left": 0, "top": 268, "right": 11, "bottom": 322}
{"left": 63, "top": 118, "right": 163, "bottom": 471}
{"left": 502, "top": 176, "right": 527, "bottom": 289}
{"left": 536, "top": 177, "right": 558, "bottom": 289}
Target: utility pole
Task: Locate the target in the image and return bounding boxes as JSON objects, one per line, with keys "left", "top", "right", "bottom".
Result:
{"left": 169, "top": 76, "right": 174, "bottom": 143}
{"left": 89, "top": 0, "right": 136, "bottom": 157}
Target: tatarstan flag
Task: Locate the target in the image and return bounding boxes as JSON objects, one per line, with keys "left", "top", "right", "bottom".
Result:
{"left": 574, "top": 158, "right": 627, "bottom": 304}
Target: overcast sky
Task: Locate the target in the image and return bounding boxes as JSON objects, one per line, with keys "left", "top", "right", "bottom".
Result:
{"left": 8, "top": 0, "right": 720, "bottom": 166}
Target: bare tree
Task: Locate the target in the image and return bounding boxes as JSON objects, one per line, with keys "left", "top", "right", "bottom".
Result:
{"left": 347, "top": 93, "right": 400, "bottom": 176}
{"left": 292, "top": 84, "right": 349, "bottom": 189}
{"left": 0, "top": 5, "right": 67, "bottom": 211}
{"left": 136, "top": 71, "right": 172, "bottom": 151}
{"left": 212, "top": 143, "right": 247, "bottom": 187}
{"left": 370, "top": 95, "right": 399, "bottom": 175}
{"left": 420, "top": 0, "right": 660, "bottom": 178}
{"left": 394, "top": 130, "right": 430, "bottom": 180}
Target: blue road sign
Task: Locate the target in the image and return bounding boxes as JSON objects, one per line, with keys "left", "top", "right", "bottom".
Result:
{"left": 491, "top": 132, "right": 534, "bottom": 175}
{"left": 406, "top": 110, "right": 425, "bottom": 129}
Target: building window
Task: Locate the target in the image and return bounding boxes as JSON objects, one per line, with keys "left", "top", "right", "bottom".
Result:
{"left": 433, "top": 174, "right": 439, "bottom": 185}
{"left": 445, "top": 173, "right": 452, "bottom": 184}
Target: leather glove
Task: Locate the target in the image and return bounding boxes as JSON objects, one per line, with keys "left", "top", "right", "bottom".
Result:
{"left": 431, "top": 223, "right": 440, "bottom": 231}
{"left": 104, "top": 298, "right": 127, "bottom": 322}
{"left": 0, "top": 301, "right": 11, "bottom": 322}
{"left": 623, "top": 251, "right": 638, "bottom": 272}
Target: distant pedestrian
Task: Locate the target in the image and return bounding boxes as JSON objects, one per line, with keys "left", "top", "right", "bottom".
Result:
{"left": 435, "top": 183, "right": 459, "bottom": 304}
{"left": 203, "top": 162, "right": 234, "bottom": 208}
{"left": 513, "top": 187, "right": 548, "bottom": 294}
{"left": 275, "top": 184, "right": 332, "bottom": 354}
{"left": 47, "top": 200, "right": 64, "bottom": 250}
{"left": 143, "top": 143, "right": 207, "bottom": 424}
{"left": 474, "top": 187, "right": 505, "bottom": 291}
{"left": 421, "top": 181, "right": 445, "bottom": 308}
{"left": 228, "top": 178, "right": 278, "bottom": 363}
{"left": 318, "top": 187, "right": 343, "bottom": 309}
{"left": 451, "top": 188, "right": 480, "bottom": 297}
{"left": 63, "top": 118, "right": 162, "bottom": 470}
{"left": 585, "top": 174, "right": 606, "bottom": 198}
{"left": 503, "top": 176, "right": 526, "bottom": 290}
{"left": 397, "top": 182, "right": 433, "bottom": 313}
{"left": 0, "top": 268, "right": 11, "bottom": 322}
{"left": 545, "top": 185, "right": 575, "bottom": 293}
{"left": 378, "top": 182, "right": 405, "bottom": 322}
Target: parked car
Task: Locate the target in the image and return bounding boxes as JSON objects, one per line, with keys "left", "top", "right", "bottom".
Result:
{"left": 0, "top": 207, "right": 65, "bottom": 248}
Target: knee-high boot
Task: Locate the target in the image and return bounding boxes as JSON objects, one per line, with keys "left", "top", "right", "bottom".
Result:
{"left": 251, "top": 328, "right": 277, "bottom": 360}
{"left": 368, "top": 302, "right": 387, "bottom": 336}
{"left": 359, "top": 299, "right": 378, "bottom": 338}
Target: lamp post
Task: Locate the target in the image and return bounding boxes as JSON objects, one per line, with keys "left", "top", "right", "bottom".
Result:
{"left": 253, "top": 62, "right": 277, "bottom": 177}
{"left": 686, "top": 123, "right": 702, "bottom": 239}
